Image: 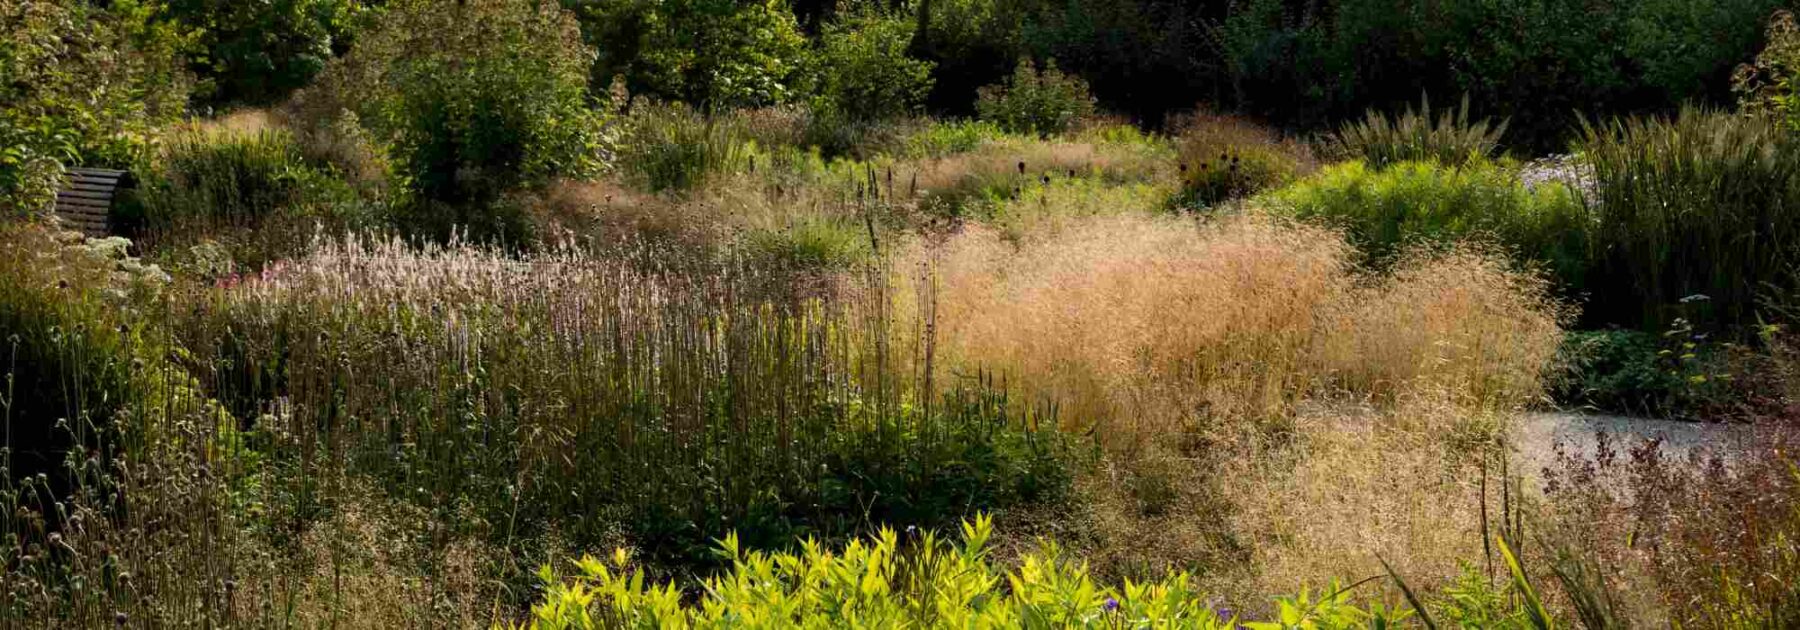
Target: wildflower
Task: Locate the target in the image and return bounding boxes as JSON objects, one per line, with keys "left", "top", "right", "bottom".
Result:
{"left": 1102, "top": 597, "right": 1119, "bottom": 612}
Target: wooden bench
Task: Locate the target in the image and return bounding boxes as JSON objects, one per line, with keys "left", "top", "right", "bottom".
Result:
{"left": 52, "top": 167, "right": 133, "bottom": 237}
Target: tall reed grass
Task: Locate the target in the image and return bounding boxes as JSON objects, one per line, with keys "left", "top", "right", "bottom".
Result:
{"left": 1578, "top": 107, "right": 1800, "bottom": 331}
{"left": 1327, "top": 95, "right": 1507, "bottom": 168}
{"left": 172, "top": 236, "right": 1069, "bottom": 571}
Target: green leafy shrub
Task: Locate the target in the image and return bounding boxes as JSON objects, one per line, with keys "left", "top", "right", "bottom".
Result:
{"left": 506, "top": 514, "right": 1407, "bottom": 629}
{"left": 901, "top": 120, "right": 1008, "bottom": 158}
{"left": 164, "top": 0, "right": 370, "bottom": 106}
{"left": 1326, "top": 95, "right": 1507, "bottom": 168}
{"left": 618, "top": 102, "right": 751, "bottom": 192}
{"left": 975, "top": 58, "right": 1096, "bottom": 137}
{"left": 1555, "top": 326, "right": 1729, "bottom": 418}
{"left": 1578, "top": 108, "right": 1800, "bottom": 331}
{"left": 1735, "top": 10, "right": 1800, "bottom": 131}
{"left": 1174, "top": 113, "right": 1310, "bottom": 208}
{"left": 1220, "top": 0, "right": 1784, "bottom": 151}
{"left": 812, "top": 10, "right": 934, "bottom": 123}
{"left": 1262, "top": 160, "right": 1588, "bottom": 281}
{"left": 300, "top": 0, "right": 607, "bottom": 242}
{"left": 571, "top": 0, "right": 812, "bottom": 108}
{"left": 0, "top": 0, "right": 192, "bottom": 215}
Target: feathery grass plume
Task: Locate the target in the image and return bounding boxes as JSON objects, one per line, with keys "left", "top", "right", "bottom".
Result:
{"left": 913, "top": 213, "right": 1562, "bottom": 446}
{"left": 1327, "top": 95, "right": 1507, "bottom": 168}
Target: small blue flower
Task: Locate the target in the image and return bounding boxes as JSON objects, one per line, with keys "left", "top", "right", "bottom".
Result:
{"left": 1213, "top": 605, "right": 1234, "bottom": 623}
{"left": 1102, "top": 598, "right": 1119, "bottom": 612}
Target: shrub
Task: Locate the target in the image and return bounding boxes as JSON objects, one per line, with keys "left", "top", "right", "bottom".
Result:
{"left": 811, "top": 10, "right": 935, "bottom": 123}
{"left": 1736, "top": 10, "right": 1800, "bottom": 132}
{"left": 975, "top": 58, "right": 1096, "bottom": 137}
{"left": 0, "top": 0, "right": 192, "bottom": 215}
{"left": 506, "top": 514, "right": 1406, "bottom": 629}
{"left": 1578, "top": 108, "right": 1800, "bottom": 331}
{"left": 1173, "top": 112, "right": 1311, "bottom": 208}
{"left": 1262, "top": 160, "right": 1588, "bottom": 282}
{"left": 128, "top": 127, "right": 369, "bottom": 265}
{"left": 300, "top": 0, "right": 607, "bottom": 242}
{"left": 1220, "top": 0, "right": 1784, "bottom": 151}
{"left": 1326, "top": 95, "right": 1507, "bottom": 168}
{"left": 571, "top": 0, "right": 812, "bottom": 108}
{"left": 1554, "top": 325, "right": 1731, "bottom": 418}
{"left": 901, "top": 119, "right": 1008, "bottom": 158}
{"left": 163, "top": 0, "right": 370, "bottom": 107}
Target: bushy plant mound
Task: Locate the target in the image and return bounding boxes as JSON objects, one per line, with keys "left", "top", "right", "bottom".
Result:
{"left": 1173, "top": 113, "right": 1310, "bottom": 208}
{"left": 126, "top": 127, "right": 370, "bottom": 267}
{"left": 976, "top": 59, "right": 1096, "bottom": 137}
{"left": 299, "top": 0, "right": 607, "bottom": 241}
{"left": 506, "top": 515, "right": 1403, "bottom": 629}
{"left": 1555, "top": 327, "right": 1730, "bottom": 418}
{"left": 1262, "top": 160, "right": 1587, "bottom": 281}
{"left": 811, "top": 10, "right": 934, "bottom": 123}
{"left": 570, "top": 0, "right": 811, "bottom": 108}
{"left": 1578, "top": 107, "right": 1800, "bottom": 331}
{"left": 1325, "top": 96, "right": 1507, "bottom": 168}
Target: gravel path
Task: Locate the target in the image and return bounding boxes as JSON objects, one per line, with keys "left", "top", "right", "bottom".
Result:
{"left": 1513, "top": 412, "right": 1761, "bottom": 478}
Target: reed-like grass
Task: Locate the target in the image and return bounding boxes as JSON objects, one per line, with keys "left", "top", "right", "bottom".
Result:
{"left": 1577, "top": 107, "right": 1800, "bottom": 331}
{"left": 1327, "top": 95, "right": 1507, "bottom": 168}
{"left": 173, "top": 236, "right": 1069, "bottom": 572}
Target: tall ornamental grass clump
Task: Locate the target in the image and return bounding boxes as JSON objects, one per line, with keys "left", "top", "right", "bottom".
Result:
{"left": 126, "top": 127, "right": 371, "bottom": 265}
{"left": 1261, "top": 159, "right": 1589, "bottom": 284}
{"left": 918, "top": 214, "right": 1565, "bottom": 446}
{"left": 1578, "top": 107, "right": 1800, "bottom": 331}
{"left": 1325, "top": 96, "right": 1507, "bottom": 169}
{"left": 175, "top": 238, "right": 1072, "bottom": 570}
{"left": 617, "top": 102, "right": 753, "bottom": 192}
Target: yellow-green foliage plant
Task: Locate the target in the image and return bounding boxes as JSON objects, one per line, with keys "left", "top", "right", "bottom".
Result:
{"left": 505, "top": 515, "right": 1408, "bottom": 629}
